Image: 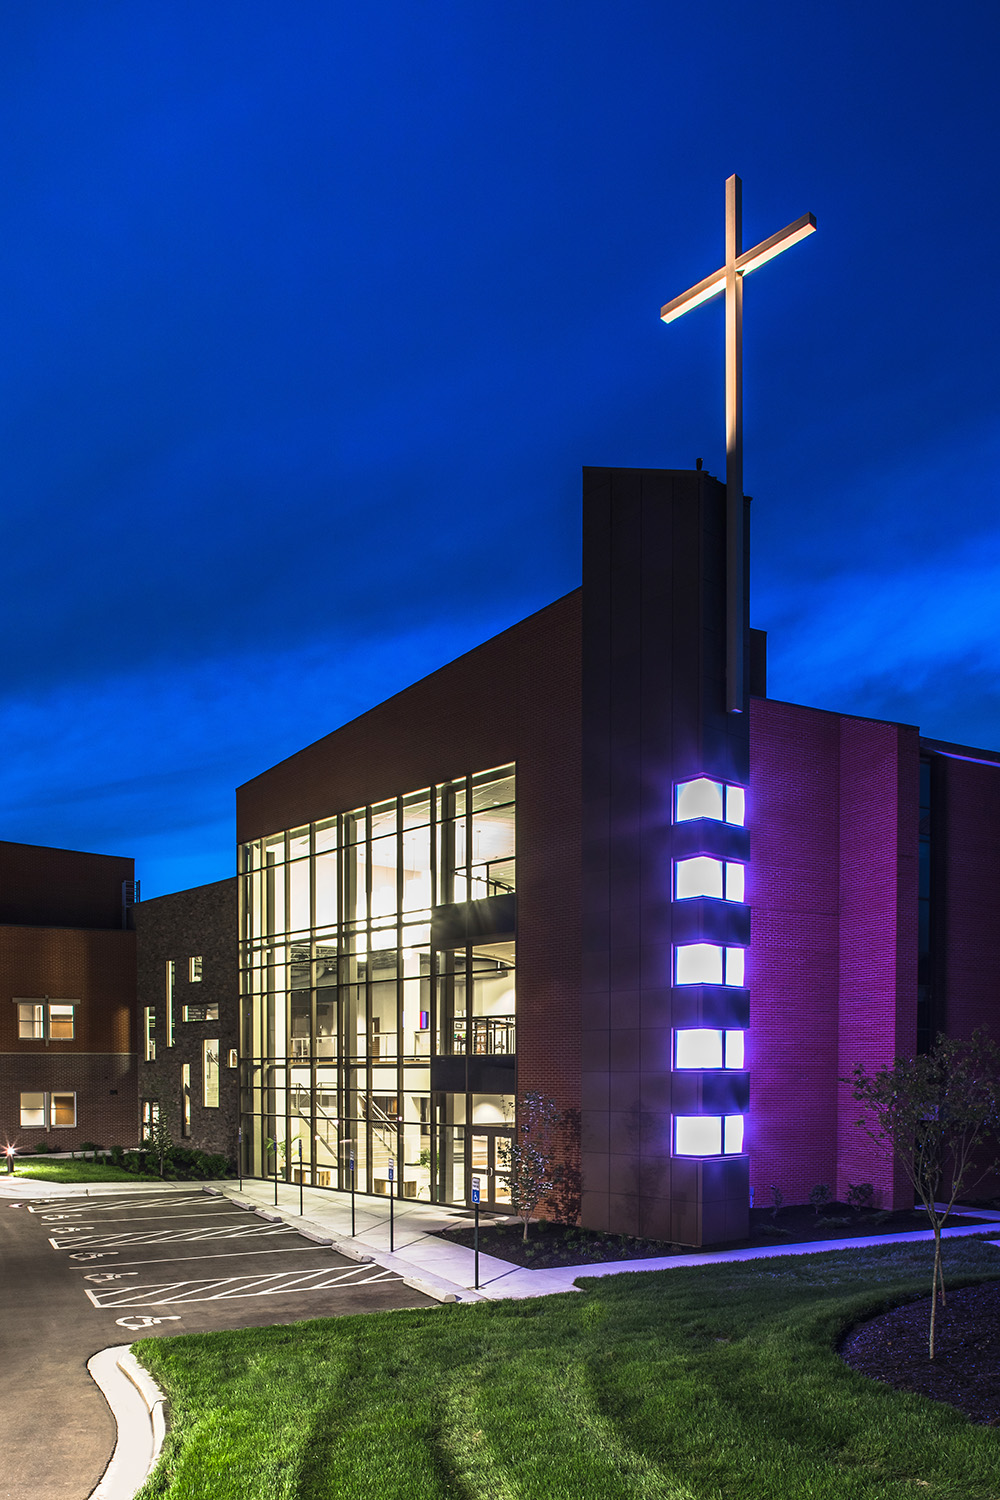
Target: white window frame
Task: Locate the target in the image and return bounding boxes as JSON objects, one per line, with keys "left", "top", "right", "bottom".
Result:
{"left": 14, "top": 997, "right": 78, "bottom": 1041}
{"left": 165, "top": 959, "right": 175, "bottom": 1048}
{"left": 20, "top": 1090, "right": 77, "bottom": 1128}
{"left": 143, "top": 1006, "right": 156, "bottom": 1063}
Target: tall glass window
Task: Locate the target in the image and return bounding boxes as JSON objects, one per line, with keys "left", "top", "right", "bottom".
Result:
{"left": 239, "top": 764, "right": 515, "bottom": 1206}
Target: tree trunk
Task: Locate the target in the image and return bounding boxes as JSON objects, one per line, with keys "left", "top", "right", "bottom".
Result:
{"left": 929, "top": 1231, "right": 942, "bottom": 1360}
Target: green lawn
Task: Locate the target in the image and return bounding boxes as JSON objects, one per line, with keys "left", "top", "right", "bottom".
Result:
{"left": 135, "top": 1238, "right": 1000, "bottom": 1500}
{"left": 11, "top": 1159, "right": 164, "bottom": 1184}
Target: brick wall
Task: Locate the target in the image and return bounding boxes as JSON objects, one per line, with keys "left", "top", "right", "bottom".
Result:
{"left": 749, "top": 698, "right": 918, "bottom": 1208}
{"left": 0, "top": 924, "right": 137, "bottom": 1149}
{"left": 134, "top": 878, "right": 239, "bottom": 1159}
{"left": 0, "top": 841, "right": 134, "bottom": 930}
{"left": 936, "top": 755, "right": 1000, "bottom": 1042}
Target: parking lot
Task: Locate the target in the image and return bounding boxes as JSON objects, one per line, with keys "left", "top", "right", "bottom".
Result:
{"left": 1, "top": 1185, "right": 435, "bottom": 1500}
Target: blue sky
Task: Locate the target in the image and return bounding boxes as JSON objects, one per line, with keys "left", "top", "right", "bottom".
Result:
{"left": 1, "top": 2, "right": 997, "bottom": 895}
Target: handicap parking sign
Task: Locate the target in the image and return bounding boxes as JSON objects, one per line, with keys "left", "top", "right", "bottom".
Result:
{"left": 471, "top": 1175, "right": 481, "bottom": 1204}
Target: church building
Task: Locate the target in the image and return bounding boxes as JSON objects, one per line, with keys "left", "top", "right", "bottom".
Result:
{"left": 233, "top": 462, "right": 1000, "bottom": 1245}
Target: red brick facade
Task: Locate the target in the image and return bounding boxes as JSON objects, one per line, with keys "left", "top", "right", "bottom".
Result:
{"left": 748, "top": 697, "right": 918, "bottom": 1208}
{"left": 0, "top": 923, "right": 137, "bottom": 1150}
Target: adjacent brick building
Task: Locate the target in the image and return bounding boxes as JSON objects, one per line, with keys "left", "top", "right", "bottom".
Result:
{"left": 0, "top": 841, "right": 137, "bottom": 1151}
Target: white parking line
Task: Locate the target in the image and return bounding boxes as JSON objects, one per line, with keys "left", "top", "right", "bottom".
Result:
{"left": 28, "top": 1193, "right": 209, "bottom": 1214}
{"left": 85, "top": 1265, "right": 403, "bottom": 1308}
{"left": 50, "top": 1223, "right": 295, "bottom": 1250}
{"left": 69, "top": 1245, "right": 340, "bottom": 1270}
{"left": 40, "top": 1209, "right": 244, "bottom": 1225}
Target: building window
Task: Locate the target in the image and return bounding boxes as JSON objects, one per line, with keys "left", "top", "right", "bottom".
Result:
{"left": 674, "top": 857, "right": 745, "bottom": 902}
{"left": 675, "top": 943, "right": 745, "bottom": 987}
{"left": 183, "top": 1003, "right": 220, "bottom": 1022}
{"left": 238, "top": 762, "right": 515, "bottom": 1207}
{"left": 141, "top": 1099, "right": 160, "bottom": 1141}
{"left": 16, "top": 999, "right": 77, "bottom": 1041}
{"left": 203, "top": 1040, "right": 220, "bottom": 1107}
{"left": 143, "top": 1007, "right": 156, "bottom": 1062}
{"left": 674, "top": 778, "right": 746, "bottom": 826}
{"left": 674, "top": 1029, "right": 745, "bottom": 1070}
{"left": 673, "top": 1114, "right": 744, "bottom": 1156}
{"left": 190, "top": 956, "right": 203, "bottom": 982}
{"left": 21, "top": 1091, "right": 77, "bottom": 1128}
{"left": 166, "top": 960, "right": 175, "bottom": 1048}
{"left": 181, "top": 1065, "right": 191, "bottom": 1137}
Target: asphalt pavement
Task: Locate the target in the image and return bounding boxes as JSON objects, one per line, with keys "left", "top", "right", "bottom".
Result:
{"left": 0, "top": 1184, "right": 434, "bottom": 1500}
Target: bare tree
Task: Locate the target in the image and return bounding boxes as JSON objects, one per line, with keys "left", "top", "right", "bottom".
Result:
{"left": 849, "top": 1030, "right": 1000, "bottom": 1359}
{"left": 501, "top": 1091, "right": 563, "bottom": 1242}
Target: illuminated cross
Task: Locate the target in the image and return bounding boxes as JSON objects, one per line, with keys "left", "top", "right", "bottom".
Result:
{"left": 661, "top": 175, "right": 816, "bottom": 713}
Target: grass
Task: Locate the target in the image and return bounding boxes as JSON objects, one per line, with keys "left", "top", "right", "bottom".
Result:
{"left": 134, "top": 1237, "right": 1000, "bottom": 1500}
{"left": 11, "top": 1159, "right": 164, "bottom": 1183}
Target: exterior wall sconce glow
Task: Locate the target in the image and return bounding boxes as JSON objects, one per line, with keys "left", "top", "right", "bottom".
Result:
{"left": 674, "top": 778, "right": 746, "bottom": 826}
{"left": 673, "top": 1114, "right": 745, "bottom": 1156}
{"left": 675, "top": 856, "right": 745, "bottom": 902}
{"left": 675, "top": 943, "right": 746, "bottom": 986}
{"left": 674, "top": 1028, "right": 745, "bottom": 1069}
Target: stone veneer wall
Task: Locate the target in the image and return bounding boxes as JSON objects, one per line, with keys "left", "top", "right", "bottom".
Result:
{"left": 134, "top": 878, "right": 239, "bottom": 1160}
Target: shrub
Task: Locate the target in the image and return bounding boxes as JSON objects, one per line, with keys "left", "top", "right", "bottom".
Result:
{"left": 808, "top": 1183, "right": 831, "bottom": 1217}
{"left": 846, "top": 1181, "right": 875, "bottom": 1212}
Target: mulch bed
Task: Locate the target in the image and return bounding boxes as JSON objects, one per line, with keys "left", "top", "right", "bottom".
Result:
{"left": 439, "top": 1204, "right": 993, "bottom": 1271}
{"left": 840, "top": 1280, "right": 1000, "bottom": 1425}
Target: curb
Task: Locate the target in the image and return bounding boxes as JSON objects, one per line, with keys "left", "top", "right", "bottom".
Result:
{"left": 401, "top": 1276, "right": 459, "bottom": 1303}
{"left": 87, "top": 1345, "right": 167, "bottom": 1500}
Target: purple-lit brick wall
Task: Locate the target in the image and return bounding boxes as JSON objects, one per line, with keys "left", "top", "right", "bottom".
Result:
{"left": 749, "top": 698, "right": 918, "bottom": 1209}
{"left": 938, "top": 756, "right": 1000, "bottom": 1043}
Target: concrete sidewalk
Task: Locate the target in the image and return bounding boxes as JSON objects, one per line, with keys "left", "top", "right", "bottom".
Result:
{"left": 212, "top": 1178, "right": 1000, "bottom": 1301}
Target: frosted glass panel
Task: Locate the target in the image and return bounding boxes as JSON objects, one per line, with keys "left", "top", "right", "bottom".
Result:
{"left": 675, "top": 1029, "right": 723, "bottom": 1069}
{"left": 724, "top": 863, "right": 745, "bottom": 903}
{"left": 674, "top": 1115, "right": 722, "bottom": 1155}
{"left": 675, "top": 943, "right": 723, "bottom": 985}
{"left": 725, "top": 785, "right": 746, "bottom": 826}
{"left": 675, "top": 856, "right": 723, "bottom": 900}
{"left": 675, "top": 778, "right": 724, "bottom": 822}
{"left": 724, "top": 1115, "right": 745, "bottom": 1153}
{"left": 725, "top": 948, "right": 745, "bottom": 987}
{"left": 724, "top": 1030, "right": 745, "bottom": 1068}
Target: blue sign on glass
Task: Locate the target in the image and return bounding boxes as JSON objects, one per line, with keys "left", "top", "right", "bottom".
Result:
{"left": 349, "top": 1156, "right": 355, "bottom": 1171}
{"left": 471, "top": 1174, "right": 481, "bottom": 1204}
{"left": 388, "top": 1160, "right": 394, "bottom": 1181}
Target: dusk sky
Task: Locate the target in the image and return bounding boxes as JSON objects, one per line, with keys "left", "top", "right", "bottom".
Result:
{"left": 1, "top": 4, "right": 997, "bottom": 897}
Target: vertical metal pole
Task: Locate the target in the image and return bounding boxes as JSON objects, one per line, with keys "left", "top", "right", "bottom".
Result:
{"left": 474, "top": 1201, "right": 480, "bottom": 1290}
{"left": 238, "top": 1127, "right": 242, "bottom": 1192}
{"left": 389, "top": 1157, "right": 394, "bottom": 1252}
{"left": 725, "top": 172, "right": 745, "bottom": 715}
{"left": 298, "top": 1139, "right": 303, "bottom": 1216}
{"left": 350, "top": 1154, "right": 356, "bottom": 1236}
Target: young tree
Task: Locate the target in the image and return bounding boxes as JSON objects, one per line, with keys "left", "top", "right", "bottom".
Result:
{"left": 147, "top": 1115, "right": 174, "bottom": 1178}
{"left": 849, "top": 1030, "right": 1000, "bottom": 1359}
{"left": 500, "top": 1091, "right": 563, "bottom": 1242}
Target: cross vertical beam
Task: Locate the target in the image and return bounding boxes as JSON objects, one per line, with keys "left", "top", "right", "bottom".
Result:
{"left": 660, "top": 176, "right": 816, "bottom": 714}
{"left": 725, "top": 174, "right": 744, "bottom": 714}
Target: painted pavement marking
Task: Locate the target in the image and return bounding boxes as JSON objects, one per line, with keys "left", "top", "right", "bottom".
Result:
{"left": 86, "top": 1264, "right": 404, "bottom": 1308}
{"left": 68, "top": 1245, "right": 337, "bottom": 1270}
{"left": 49, "top": 1223, "right": 295, "bottom": 1251}
{"left": 29, "top": 1194, "right": 219, "bottom": 1216}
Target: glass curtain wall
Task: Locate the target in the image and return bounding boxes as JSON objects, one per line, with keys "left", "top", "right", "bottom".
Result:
{"left": 239, "top": 765, "right": 515, "bottom": 1204}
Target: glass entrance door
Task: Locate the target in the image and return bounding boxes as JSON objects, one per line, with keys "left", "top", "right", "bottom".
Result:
{"left": 467, "top": 1128, "right": 513, "bottom": 1207}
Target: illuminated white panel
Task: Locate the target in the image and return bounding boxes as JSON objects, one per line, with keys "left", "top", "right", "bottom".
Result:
{"left": 675, "top": 778, "right": 724, "bottom": 823}
{"left": 723, "top": 1115, "right": 745, "bottom": 1154}
{"left": 724, "top": 1030, "right": 745, "bottom": 1069}
{"left": 675, "top": 1029, "right": 723, "bottom": 1069}
{"left": 675, "top": 943, "right": 723, "bottom": 985}
{"left": 675, "top": 856, "right": 724, "bottom": 900}
{"left": 725, "top": 948, "right": 745, "bottom": 987}
{"left": 724, "top": 862, "right": 745, "bottom": 903}
{"left": 725, "top": 785, "right": 746, "bottom": 826}
{"left": 674, "top": 1115, "right": 722, "bottom": 1156}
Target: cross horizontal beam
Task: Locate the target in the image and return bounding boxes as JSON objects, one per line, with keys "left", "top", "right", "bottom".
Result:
{"left": 660, "top": 212, "right": 816, "bottom": 323}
